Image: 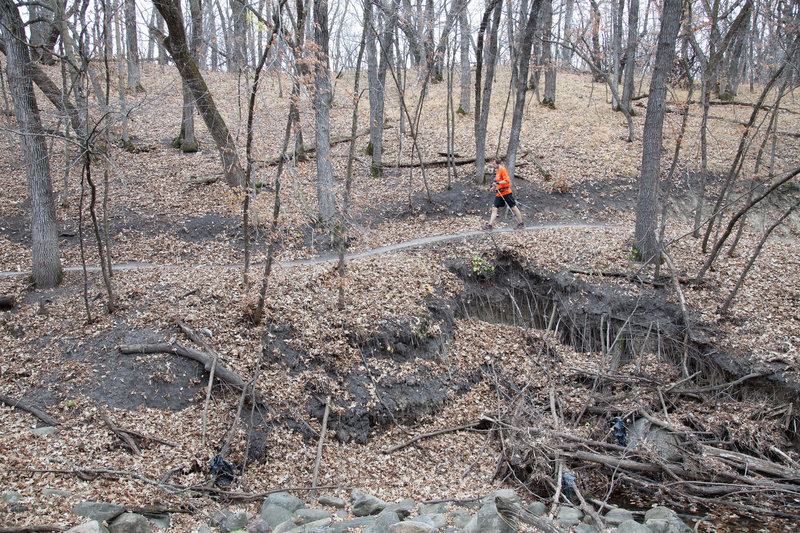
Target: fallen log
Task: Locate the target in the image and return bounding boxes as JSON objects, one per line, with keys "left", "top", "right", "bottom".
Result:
{"left": 0, "top": 393, "right": 60, "bottom": 426}
{"left": 118, "top": 343, "right": 273, "bottom": 411}
{"left": 98, "top": 406, "right": 141, "bottom": 455}
{"left": 0, "top": 526, "right": 67, "bottom": 533}
{"left": 566, "top": 450, "right": 661, "bottom": 473}
{"left": 699, "top": 445, "right": 800, "bottom": 480}
{"left": 262, "top": 127, "right": 371, "bottom": 166}
{"left": 381, "top": 419, "right": 486, "bottom": 454}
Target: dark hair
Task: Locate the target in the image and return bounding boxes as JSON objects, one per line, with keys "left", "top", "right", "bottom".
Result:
{"left": 494, "top": 157, "right": 502, "bottom": 164}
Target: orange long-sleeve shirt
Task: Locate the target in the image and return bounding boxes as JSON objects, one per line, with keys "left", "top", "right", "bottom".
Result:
{"left": 494, "top": 165, "right": 511, "bottom": 197}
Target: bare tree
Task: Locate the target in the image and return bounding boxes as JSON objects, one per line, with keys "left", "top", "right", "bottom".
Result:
{"left": 634, "top": 0, "right": 681, "bottom": 263}
{"left": 474, "top": 0, "right": 503, "bottom": 183}
{"left": 153, "top": 0, "right": 245, "bottom": 187}
{"left": 365, "top": 0, "right": 398, "bottom": 177}
{"left": 230, "top": 0, "right": 248, "bottom": 71}
{"left": 620, "top": 0, "right": 639, "bottom": 114}
{"left": 313, "top": 0, "right": 336, "bottom": 223}
{"left": 1, "top": 0, "right": 62, "bottom": 288}
{"left": 506, "top": 0, "right": 543, "bottom": 180}
{"left": 177, "top": 0, "right": 204, "bottom": 153}
{"left": 458, "top": 5, "right": 470, "bottom": 114}
{"left": 541, "top": 0, "right": 556, "bottom": 107}
{"left": 125, "top": 0, "right": 143, "bottom": 91}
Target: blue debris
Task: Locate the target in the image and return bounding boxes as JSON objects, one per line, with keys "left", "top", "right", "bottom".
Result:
{"left": 210, "top": 454, "right": 235, "bottom": 486}
{"left": 562, "top": 471, "right": 577, "bottom": 504}
{"left": 610, "top": 417, "right": 628, "bottom": 446}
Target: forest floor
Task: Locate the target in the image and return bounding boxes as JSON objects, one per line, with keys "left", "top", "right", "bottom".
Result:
{"left": 1, "top": 63, "right": 799, "bottom": 532}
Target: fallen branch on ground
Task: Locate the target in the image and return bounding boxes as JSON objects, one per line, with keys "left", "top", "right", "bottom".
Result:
{"left": 0, "top": 393, "right": 60, "bottom": 427}
{"left": 118, "top": 342, "right": 273, "bottom": 413}
{"left": 381, "top": 419, "right": 487, "bottom": 454}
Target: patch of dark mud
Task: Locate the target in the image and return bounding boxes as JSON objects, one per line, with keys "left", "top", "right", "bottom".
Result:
{"left": 260, "top": 301, "right": 480, "bottom": 445}
{"left": 0, "top": 214, "right": 28, "bottom": 244}
{"left": 449, "top": 248, "right": 800, "bottom": 436}
{"left": 22, "top": 322, "right": 205, "bottom": 413}
{"left": 449, "top": 248, "right": 695, "bottom": 366}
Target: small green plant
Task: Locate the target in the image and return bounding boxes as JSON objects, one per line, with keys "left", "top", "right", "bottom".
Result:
{"left": 64, "top": 400, "right": 76, "bottom": 408}
{"left": 625, "top": 246, "right": 641, "bottom": 262}
{"left": 471, "top": 255, "right": 495, "bottom": 277}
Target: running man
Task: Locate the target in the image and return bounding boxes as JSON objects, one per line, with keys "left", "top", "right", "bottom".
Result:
{"left": 483, "top": 157, "right": 524, "bottom": 231}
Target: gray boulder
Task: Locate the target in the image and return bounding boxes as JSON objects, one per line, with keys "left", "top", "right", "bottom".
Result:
{"left": 489, "top": 489, "right": 521, "bottom": 505}
{"left": 318, "top": 495, "right": 346, "bottom": 509}
{"left": 555, "top": 506, "right": 583, "bottom": 528}
{"left": 605, "top": 508, "right": 635, "bottom": 526}
{"left": 247, "top": 519, "right": 272, "bottom": 533}
{"left": 295, "top": 508, "right": 331, "bottom": 524}
{"left": 448, "top": 508, "right": 472, "bottom": 529}
{"left": 260, "top": 503, "right": 295, "bottom": 529}
{"left": 617, "top": 519, "right": 652, "bottom": 533}
{"left": 630, "top": 419, "right": 682, "bottom": 462}
{"left": 43, "top": 488, "right": 72, "bottom": 498}
{"left": 72, "top": 502, "right": 127, "bottom": 523}
{"left": 418, "top": 502, "right": 447, "bottom": 515}
{"left": 2, "top": 491, "right": 21, "bottom": 504}
{"left": 526, "top": 501, "right": 547, "bottom": 517}
{"left": 387, "top": 522, "right": 436, "bottom": 533}
{"left": 326, "top": 517, "right": 376, "bottom": 533}
{"left": 66, "top": 521, "right": 110, "bottom": 533}
{"left": 643, "top": 507, "right": 690, "bottom": 533}
{"left": 406, "top": 515, "right": 436, "bottom": 528}
{"left": 274, "top": 517, "right": 331, "bottom": 533}
{"left": 264, "top": 492, "right": 306, "bottom": 513}
{"left": 644, "top": 519, "right": 670, "bottom": 533}
{"left": 383, "top": 499, "right": 414, "bottom": 519}
{"left": 352, "top": 489, "right": 387, "bottom": 517}
{"left": 415, "top": 513, "right": 446, "bottom": 529}
{"left": 363, "top": 509, "right": 401, "bottom": 533}
{"left": 219, "top": 511, "right": 250, "bottom": 533}
{"left": 109, "top": 513, "right": 152, "bottom": 533}
{"left": 574, "top": 524, "right": 597, "bottom": 533}
{"left": 462, "top": 502, "right": 515, "bottom": 533}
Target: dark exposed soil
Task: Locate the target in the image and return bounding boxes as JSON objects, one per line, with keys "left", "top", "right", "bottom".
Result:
{"left": 8, "top": 173, "right": 799, "bottom": 451}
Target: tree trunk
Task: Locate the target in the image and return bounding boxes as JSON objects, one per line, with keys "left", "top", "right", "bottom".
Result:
{"left": 1, "top": 0, "right": 62, "bottom": 288}
{"left": 634, "top": 0, "right": 681, "bottom": 263}
{"left": 125, "top": 0, "right": 143, "bottom": 91}
{"left": 366, "top": 0, "right": 398, "bottom": 176}
{"left": 722, "top": 7, "right": 750, "bottom": 100}
{"left": 611, "top": 0, "right": 622, "bottom": 106}
{"left": 289, "top": 0, "right": 308, "bottom": 160}
{"left": 156, "top": 7, "right": 168, "bottom": 65}
{"left": 204, "top": 0, "right": 216, "bottom": 70}
{"left": 153, "top": 0, "right": 245, "bottom": 188}
{"left": 474, "top": 0, "right": 503, "bottom": 184}
{"left": 458, "top": 6, "right": 470, "bottom": 114}
{"left": 314, "top": 0, "right": 335, "bottom": 223}
{"left": 621, "top": 0, "right": 639, "bottom": 113}
{"left": 562, "top": 0, "right": 575, "bottom": 64}
{"left": 230, "top": 0, "right": 247, "bottom": 72}
{"left": 541, "top": 0, "right": 556, "bottom": 107}
{"left": 589, "top": 0, "right": 603, "bottom": 81}
{"left": 505, "top": 0, "right": 543, "bottom": 180}
{"left": 179, "top": 0, "right": 202, "bottom": 152}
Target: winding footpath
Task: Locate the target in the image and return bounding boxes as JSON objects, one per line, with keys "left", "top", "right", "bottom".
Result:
{"left": 0, "top": 222, "right": 620, "bottom": 278}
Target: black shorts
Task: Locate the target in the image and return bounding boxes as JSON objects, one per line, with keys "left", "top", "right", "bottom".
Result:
{"left": 494, "top": 193, "right": 516, "bottom": 208}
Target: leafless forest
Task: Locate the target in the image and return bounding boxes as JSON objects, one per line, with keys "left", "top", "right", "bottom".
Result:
{"left": 1, "top": 0, "right": 799, "bottom": 531}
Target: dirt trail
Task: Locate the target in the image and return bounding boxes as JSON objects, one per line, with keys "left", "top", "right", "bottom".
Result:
{"left": 0, "top": 222, "right": 620, "bottom": 277}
